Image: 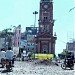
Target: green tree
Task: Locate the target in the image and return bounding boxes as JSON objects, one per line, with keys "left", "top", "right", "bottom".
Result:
{"left": 0, "top": 28, "right": 13, "bottom": 49}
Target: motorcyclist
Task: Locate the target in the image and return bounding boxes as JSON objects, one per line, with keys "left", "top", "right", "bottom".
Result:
{"left": 66, "top": 52, "right": 74, "bottom": 68}
{"left": 0, "top": 48, "right": 6, "bottom": 68}
{"left": 5, "top": 47, "right": 14, "bottom": 67}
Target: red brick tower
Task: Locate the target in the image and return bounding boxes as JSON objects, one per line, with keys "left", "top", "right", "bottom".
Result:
{"left": 35, "top": 0, "right": 57, "bottom": 54}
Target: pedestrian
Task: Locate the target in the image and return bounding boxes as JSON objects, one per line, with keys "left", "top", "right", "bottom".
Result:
{"left": 0, "top": 48, "right": 6, "bottom": 68}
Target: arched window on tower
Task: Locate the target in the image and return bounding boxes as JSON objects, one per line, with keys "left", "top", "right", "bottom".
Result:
{"left": 42, "top": 12, "right": 49, "bottom": 22}
{"left": 44, "top": 16, "right": 48, "bottom": 20}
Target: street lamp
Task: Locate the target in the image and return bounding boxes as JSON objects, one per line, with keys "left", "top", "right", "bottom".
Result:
{"left": 33, "top": 11, "right": 38, "bottom": 58}
{"left": 33, "top": 11, "right": 38, "bottom": 27}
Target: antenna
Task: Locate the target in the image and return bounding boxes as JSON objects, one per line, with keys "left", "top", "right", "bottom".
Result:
{"left": 69, "top": 7, "right": 75, "bottom": 42}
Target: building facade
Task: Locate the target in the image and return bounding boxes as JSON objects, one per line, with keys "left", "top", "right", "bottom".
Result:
{"left": 35, "top": 0, "right": 57, "bottom": 54}
{"left": 12, "top": 25, "right": 21, "bottom": 47}
{"left": 26, "top": 27, "right": 38, "bottom": 52}
{"left": 20, "top": 32, "right": 27, "bottom": 49}
{"left": 65, "top": 41, "right": 75, "bottom": 52}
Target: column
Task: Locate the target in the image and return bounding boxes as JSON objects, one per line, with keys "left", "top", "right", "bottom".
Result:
{"left": 38, "top": 42, "right": 40, "bottom": 53}
{"left": 49, "top": 42, "right": 51, "bottom": 54}
{"left": 53, "top": 43, "right": 55, "bottom": 54}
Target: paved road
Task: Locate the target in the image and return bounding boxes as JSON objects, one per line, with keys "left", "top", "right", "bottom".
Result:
{"left": 0, "top": 60, "right": 74, "bottom": 75}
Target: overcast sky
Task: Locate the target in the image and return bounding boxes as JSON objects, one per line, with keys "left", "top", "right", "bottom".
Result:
{"left": 0, "top": 0, "right": 75, "bottom": 55}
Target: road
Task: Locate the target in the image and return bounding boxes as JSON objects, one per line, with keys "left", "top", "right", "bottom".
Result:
{"left": 0, "top": 60, "right": 74, "bottom": 75}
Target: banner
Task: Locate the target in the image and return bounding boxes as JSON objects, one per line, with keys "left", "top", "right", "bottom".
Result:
{"left": 27, "top": 35, "right": 34, "bottom": 42}
{"left": 35, "top": 54, "right": 54, "bottom": 59}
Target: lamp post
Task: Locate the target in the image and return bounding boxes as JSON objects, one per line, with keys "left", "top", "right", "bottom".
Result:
{"left": 33, "top": 11, "right": 38, "bottom": 58}
{"left": 33, "top": 11, "right": 38, "bottom": 27}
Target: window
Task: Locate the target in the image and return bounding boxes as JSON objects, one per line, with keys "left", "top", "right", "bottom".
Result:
{"left": 46, "top": 25, "right": 49, "bottom": 32}
{"left": 19, "top": 30, "right": 20, "bottom": 34}
{"left": 43, "top": 12, "right": 49, "bottom": 21}
{"left": 42, "top": 25, "right": 50, "bottom": 32}
{"left": 18, "top": 42, "right": 19, "bottom": 46}
{"left": 44, "top": 16, "right": 48, "bottom": 20}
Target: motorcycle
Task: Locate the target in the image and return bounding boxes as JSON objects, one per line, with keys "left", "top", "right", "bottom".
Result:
{"left": 6, "top": 59, "right": 12, "bottom": 72}
{"left": 61, "top": 59, "right": 74, "bottom": 70}
{"left": 1, "top": 58, "right": 5, "bottom": 68}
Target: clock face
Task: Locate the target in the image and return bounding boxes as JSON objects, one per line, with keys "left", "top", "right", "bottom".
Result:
{"left": 44, "top": 5, "right": 48, "bottom": 9}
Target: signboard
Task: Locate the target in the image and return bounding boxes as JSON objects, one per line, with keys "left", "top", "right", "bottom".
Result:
{"left": 35, "top": 54, "right": 54, "bottom": 59}
{"left": 27, "top": 35, "right": 34, "bottom": 42}
{"left": 26, "top": 27, "right": 38, "bottom": 35}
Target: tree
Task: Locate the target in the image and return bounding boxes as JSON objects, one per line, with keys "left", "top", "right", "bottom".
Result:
{"left": 58, "top": 51, "right": 68, "bottom": 59}
{"left": 0, "top": 28, "right": 14, "bottom": 49}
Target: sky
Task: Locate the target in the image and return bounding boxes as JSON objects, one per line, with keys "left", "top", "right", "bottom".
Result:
{"left": 0, "top": 0, "right": 75, "bottom": 55}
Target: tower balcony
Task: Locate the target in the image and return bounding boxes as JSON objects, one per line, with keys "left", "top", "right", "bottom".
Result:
{"left": 41, "top": 0, "right": 53, "bottom": 2}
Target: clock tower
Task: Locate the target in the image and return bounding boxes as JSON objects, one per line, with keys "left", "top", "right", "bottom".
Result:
{"left": 35, "top": 0, "right": 57, "bottom": 54}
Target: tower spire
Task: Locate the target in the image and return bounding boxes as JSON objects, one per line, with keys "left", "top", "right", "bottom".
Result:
{"left": 41, "top": 0, "right": 53, "bottom": 2}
